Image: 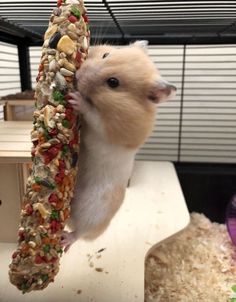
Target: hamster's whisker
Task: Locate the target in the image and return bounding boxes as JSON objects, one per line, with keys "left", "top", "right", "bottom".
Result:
{"left": 92, "top": 26, "right": 99, "bottom": 46}
{"left": 96, "top": 22, "right": 104, "bottom": 45}
{"left": 94, "top": 21, "right": 104, "bottom": 45}
{"left": 100, "top": 20, "right": 113, "bottom": 44}
{"left": 92, "top": 24, "right": 102, "bottom": 46}
{"left": 93, "top": 20, "right": 111, "bottom": 46}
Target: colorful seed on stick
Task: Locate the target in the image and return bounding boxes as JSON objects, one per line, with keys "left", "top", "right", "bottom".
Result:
{"left": 8, "top": 0, "right": 90, "bottom": 293}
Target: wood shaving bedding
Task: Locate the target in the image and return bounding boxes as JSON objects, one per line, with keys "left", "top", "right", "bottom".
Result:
{"left": 145, "top": 212, "right": 236, "bottom": 302}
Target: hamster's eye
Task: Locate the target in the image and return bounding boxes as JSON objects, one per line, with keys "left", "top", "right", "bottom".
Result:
{"left": 102, "top": 53, "right": 109, "bottom": 59}
{"left": 107, "top": 77, "right": 119, "bottom": 88}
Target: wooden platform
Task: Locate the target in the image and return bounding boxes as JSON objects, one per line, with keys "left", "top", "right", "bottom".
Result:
{"left": 0, "top": 159, "right": 190, "bottom": 302}
{"left": 0, "top": 121, "right": 32, "bottom": 163}
{"left": 0, "top": 99, "right": 34, "bottom": 121}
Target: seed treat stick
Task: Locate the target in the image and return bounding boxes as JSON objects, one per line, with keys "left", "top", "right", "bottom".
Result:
{"left": 9, "top": 0, "right": 90, "bottom": 293}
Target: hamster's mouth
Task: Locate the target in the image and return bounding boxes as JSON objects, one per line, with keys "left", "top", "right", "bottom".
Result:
{"left": 85, "top": 96, "right": 93, "bottom": 106}
{"left": 78, "top": 88, "right": 94, "bottom": 106}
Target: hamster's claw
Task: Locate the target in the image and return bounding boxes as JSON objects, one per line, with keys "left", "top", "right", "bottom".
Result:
{"left": 68, "top": 92, "right": 83, "bottom": 111}
{"left": 61, "top": 230, "right": 76, "bottom": 253}
{"left": 68, "top": 99, "right": 80, "bottom": 111}
{"left": 69, "top": 91, "right": 82, "bottom": 100}
{"left": 68, "top": 92, "right": 90, "bottom": 114}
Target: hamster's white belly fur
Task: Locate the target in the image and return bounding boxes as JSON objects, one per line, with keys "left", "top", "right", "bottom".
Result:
{"left": 71, "top": 127, "right": 136, "bottom": 238}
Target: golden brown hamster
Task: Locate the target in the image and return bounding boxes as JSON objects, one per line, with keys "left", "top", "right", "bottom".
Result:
{"left": 61, "top": 41, "right": 176, "bottom": 251}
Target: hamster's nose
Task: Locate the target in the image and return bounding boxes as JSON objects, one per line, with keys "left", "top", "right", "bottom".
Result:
{"left": 158, "top": 79, "right": 177, "bottom": 92}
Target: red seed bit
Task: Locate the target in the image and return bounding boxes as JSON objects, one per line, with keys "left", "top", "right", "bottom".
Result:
{"left": 12, "top": 251, "right": 18, "bottom": 259}
{"left": 48, "top": 146, "right": 60, "bottom": 159}
{"left": 65, "top": 108, "right": 73, "bottom": 120}
{"left": 76, "top": 52, "right": 82, "bottom": 63}
{"left": 56, "top": 171, "right": 65, "bottom": 185}
{"left": 36, "top": 73, "right": 40, "bottom": 82}
{"left": 42, "top": 256, "right": 48, "bottom": 263}
{"left": 59, "top": 159, "right": 66, "bottom": 170}
{"left": 57, "top": 0, "right": 63, "bottom": 7}
{"left": 83, "top": 14, "right": 89, "bottom": 23}
{"left": 55, "top": 174, "right": 63, "bottom": 185}
{"left": 50, "top": 257, "right": 58, "bottom": 263}
{"left": 69, "top": 139, "right": 76, "bottom": 148}
{"left": 38, "top": 64, "right": 44, "bottom": 72}
{"left": 49, "top": 193, "right": 59, "bottom": 204}
{"left": 36, "top": 71, "right": 43, "bottom": 82}
{"left": 55, "top": 142, "right": 63, "bottom": 149}
{"left": 25, "top": 204, "right": 33, "bottom": 215}
{"left": 60, "top": 169, "right": 65, "bottom": 178}
{"left": 65, "top": 108, "right": 75, "bottom": 121}
{"left": 44, "top": 153, "right": 52, "bottom": 165}
{"left": 18, "top": 229, "right": 25, "bottom": 241}
{"left": 68, "top": 15, "right": 78, "bottom": 23}
{"left": 49, "top": 128, "right": 58, "bottom": 136}
{"left": 35, "top": 254, "right": 44, "bottom": 264}
{"left": 50, "top": 220, "right": 61, "bottom": 233}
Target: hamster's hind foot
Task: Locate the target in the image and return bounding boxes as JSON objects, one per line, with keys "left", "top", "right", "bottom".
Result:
{"left": 61, "top": 230, "right": 76, "bottom": 252}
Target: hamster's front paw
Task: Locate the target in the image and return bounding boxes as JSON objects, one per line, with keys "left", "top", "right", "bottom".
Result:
{"left": 61, "top": 230, "right": 76, "bottom": 252}
{"left": 68, "top": 91, "right": 83, "bottom": 112}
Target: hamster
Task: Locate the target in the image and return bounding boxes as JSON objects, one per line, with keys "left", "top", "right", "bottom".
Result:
{"left": 61, "top": 41, "right": 176, "bottom": 251}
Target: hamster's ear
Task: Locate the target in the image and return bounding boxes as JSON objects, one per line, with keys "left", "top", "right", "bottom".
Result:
{"left": 131, "top": 40, "right": 149, "bottom": 52}
{"left": 148, "top": 79, "right": 177, "bottom": 103}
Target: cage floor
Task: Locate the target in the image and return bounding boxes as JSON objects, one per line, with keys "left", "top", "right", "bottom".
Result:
{"left": 1, "top": 213, "right": 235, "bottom": 302}
{"left": 0, "top": 161, "right": 189, "bottom": 302}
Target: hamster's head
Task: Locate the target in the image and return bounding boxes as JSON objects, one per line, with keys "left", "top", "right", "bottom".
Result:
{"left": 76, "top": 41, "right": 176, "bottom": 149}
